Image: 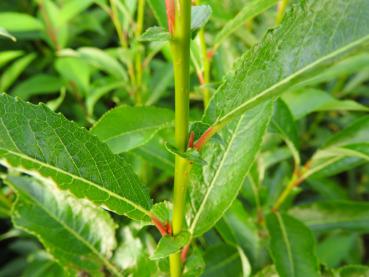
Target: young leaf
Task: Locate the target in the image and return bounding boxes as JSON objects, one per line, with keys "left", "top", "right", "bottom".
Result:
{"left": 6, "top": 176, "right": 120, "bottom": 275}
{"left": 139, "top": 27, "right": 170, "bottom": 42}
{"left": 0, "top": 54, "right": 36, "bottom": 92}
{"left": 147, "top": 0, "right": 168, "bottom": 28}
{"left": 205, "top": 0, "right": 369, "bottom": 127}
{"left": 0, "top": 13, "right": 44, "bottom": 32}
{"left": 12, "top": 74, "right": 64, "bottom": 100}
{"left": 189, "top": 101, "right": 272, "bottom": 237}
{"left": 191, "top": 5, "right": 212, "bottom": 32}
{"left": 0, "top": 94, "right": 152, "bottom": 221}
{"left": 289, "top": 200, "right": 369, "bottom": 232}
{"left": 0, "top": 51, "right": 24, "bottom": 69}
{"left": 266, "top": 212, "right": 320, "bottom": 277}
{"left": 0, "top": 28, "right": 16, "bottom": 42}
{"left": 150, "top": 231, "right": 190, "bottom": 260}
{"left": 282, "top": 88, "right": 369, "bottom": 120}
{"left": 213, "top": 0, "right": 278, "bottom": 49}
{"left": 308, "top": 116, "right": 369, "bottom": 178}
{"left": 91, "top": 106, "right": 174, "bottom": 153}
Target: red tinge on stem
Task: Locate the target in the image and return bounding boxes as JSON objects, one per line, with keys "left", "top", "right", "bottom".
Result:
{"left": 181, "top": 244, "right": 190, "bottom": 263}
{"left": 165, "top": 0, "right": 175, "bottom": 33}
{"left": 194, "top": 127, "right": 214, "bottom": 150}
{"left": 187, "top": 131, "right": 195, "bottom": 149}
{"left": 151, "top": 215, "right": 168, "bottom": 236}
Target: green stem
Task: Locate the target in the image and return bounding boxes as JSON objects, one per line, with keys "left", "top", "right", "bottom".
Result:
{"left": 135, "top": 0, "right": 145, "bottom": 105}
{"left": 169, "top": 0, "right": 192, "bottom": 276}
{"left": 275, "top": 0, "right": 289, "bottom": 25}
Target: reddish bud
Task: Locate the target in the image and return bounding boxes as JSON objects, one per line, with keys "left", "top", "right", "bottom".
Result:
{"left": 181, "top": 244, "right": 190, "bottom": 263}
{"left": 165, "top": 0, "right": 175, "bottom": 33}
{"left": 207, "top": 50, "right": 215, "bottom": 60}
{"left": 194, "top": 127, "right": 214, "bottom": 150}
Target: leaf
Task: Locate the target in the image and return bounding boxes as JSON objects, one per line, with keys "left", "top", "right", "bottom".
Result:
{"left": 54, "top": 57, "right": 90, "bottom": 96}
{"left": 6, "top": 176, "right": 120, "bottom": 275}
{"left": 0, "top": 12, "right": 44, "bottom": 32}
{"left": 266, "top": 212, "right": 320, "bottom": 277}
{"left": 213, "top": 0, "right": 278, "bottom": 49}
{"left": 12, "top": 74, "right": 64, "bottom": 100}
{"left": 289, "top": 200, "right": 369, "bottom": 232}
{"left": 147, "top": 0, "right": 168, "bottom": 28}
{"left": 191, "top": 5, "right": 212, "bottom": 32}
{"left": 150, "top": 231, "right": 190, "bottom": 260}
{"left": 139, "top": 27, "right": 170, "bottom": 42}
{"left": 183, "top": 248, "right": 205, "bottom": 277}
{"left": 189, "top": 101, "right": 272, "bottom": 237}
{"left": 202, "top": 244, "right": 242, "bottom": 277}
{"left": 165, "top": 144, "right": 206, "bottom": 166}
{"left": 0, "top": 28, "right": 16, "bottom": 42}
{"left": 338, "top": 265, "right": 369, "bottom": 277}
{"left": 0, "top": 94, "right": 152, "bottom": 221}
{"left": 91, "top": 106, "right": 174, "bottom": 153}
{"left": 282, "top": 88, "right": 368, "bottom": 120}
{"left": 307, "top": 116, "right": 369, "bottom": 178}
{"left": 0, "top": 51, "right": 24, "bottom": 69}
{"left": 22, "top": 251, "right": 69, "bottom": 277}
{"left": 0, "top": 54, "right": 36, "bottom": 92}
{"left": 270, "top": 99, "right": 300, "bottom": 165}
{"left": 204, "top": 0, "right": 369, "bottom": 127}
{"left": 59, "top": 0, "right": 95, "bottom": 24}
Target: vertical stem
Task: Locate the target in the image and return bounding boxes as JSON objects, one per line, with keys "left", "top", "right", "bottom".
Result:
{"left": 275, "top": 0, "right": 289, "bottom": 25}
{"left": 135, "top": 0, "right": 145, "bottom": 105}
{"left": 169, "top": 0, "right": 192, "bottom": 276}
{"left": 196, "top": 0, "right": 211, "bottom": 107}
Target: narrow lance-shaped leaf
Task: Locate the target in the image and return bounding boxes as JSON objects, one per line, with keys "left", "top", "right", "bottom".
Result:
{"left": 205, "top": 0, "right": 369, "bottom": 127}
{"left": 6, "top": 176, "right": 120, "bottom": 275}
{"left": 307, "top": 116, "right": 369, "bottom": 178}
{"left": 289, "top": 200, "right": 369, "bottom": 233}
{"left": 189, "top": 101, "right": 272, "bottom": 236}
{"left": 0, "top": 94, "right": 152, "bottom": 221}
{"left": 213, "top": 0, "right": 278, "bottom": 49}
{"left": 91, "top": 106, "right": 174, "bottom": 153}
{"left": 266, "top": 212, "right": 320, "bottom": 277}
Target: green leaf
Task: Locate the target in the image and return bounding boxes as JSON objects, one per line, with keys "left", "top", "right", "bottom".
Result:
{"left": 150, "top": 231, "right": 190, "bottom": 260}
{"left": 6, "top": 176, "right": 120, "bottom": 275}
{"left": 270, "top": 99, "right": 300, "bottom": 165}
{"left": 139, "top": 26, "right": 170, "bottom": 42}
{"left": 203, "top": 244, "right": 242, "bottom": 277}
{"left": 22, "top": 251, "right": 74, "bottom": 277}
{"left": 59, "top": 0, "right": 95, "bottom": 24}
{"left": 289, "top": 200, "right": 369, "bottom": 232}
{"left": 0, "top": 51, "right": 24, "bottom": 69}
{"left": 191, "top": 5, "right": 212, "bottom": 32}
{"left": 189, "top": 101, "right": 272, "bottom": 237}
{"left": 165, "top": 144, "right": 206, "bottom": 166}
{"left": 266, "top": 212, "right": 319, "bottom": 277}
{"left": 338, "top": 265, "right": 369, "bottom": 277}
{"left": 205, "top": 0, "right": 369, "bottom": 127}
{"left": 0, "top": 13, "right": 44, "bottom": 32}
{"left": 282, "top": 88, "right": 368, "bottom": 120}
{"left": 91, "top": 106, "right": 174, "bottom": 153}
{"left": 0, "top": 94, "right": 152, "bottom": 220}
{"left": 0, "top": 27, "right": 16, "bottom": 42}
{"left": 0, "top": 54, "right": 36, "bottom": 92}
{"left": 183, "top": 248, "right": 205, "bottom": 277}
{"left": 54, "top": 57, "right": 90, "bottom": 96}
{"left": 213, "top": 0, "right": 278, "bottom": 49}
{"left": 12, "top": 74, "right": 64, "bottom": 100}
{"left": 147, "top": 0, "right": 168, "bottom": 28}
{"left": 307, "top": 116, "right": 369, "bottom": 178}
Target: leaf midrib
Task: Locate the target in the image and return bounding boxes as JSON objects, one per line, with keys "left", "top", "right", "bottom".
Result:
{"left": 0, "top": 148, "right": 151, "bottom": 217}
{"left": 217, "top": 34, "right": 369, "bottom": 126}
{"left": 12, "top": 181, "right": 121, "bottom": 275}
{"left": 276, "top": 213, "right": 295, "bottom": 276}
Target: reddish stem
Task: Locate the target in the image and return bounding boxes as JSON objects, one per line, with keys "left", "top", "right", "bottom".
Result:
{"left": 187, "top": 131, "right": 195, "bottom": 149}
{"left": 193, "top": 126, "right": 214, "bottom": 150}
{"left": 151, "top": 215, "right": 168, "bottom": 236}
{"left": 165, "top": 0, "right": 175, "bottom": 33}
{"left": 166, "top": 222, "right": 173, "bottom": 235}
{"left": 181, "top": 244, "right": 190, "bottom": 263}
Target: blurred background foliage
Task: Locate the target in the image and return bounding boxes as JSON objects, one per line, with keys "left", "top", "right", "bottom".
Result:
{"left": 0, "top": 0, "right": 369, "bottom": 276}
